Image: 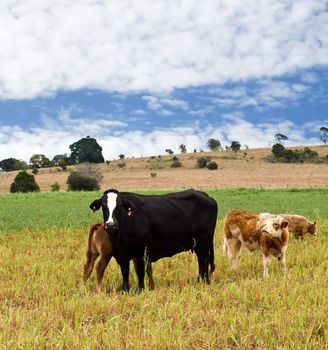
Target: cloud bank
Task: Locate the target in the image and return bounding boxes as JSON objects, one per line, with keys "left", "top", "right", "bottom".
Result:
{"left": 0, "top": 111, "right": 322, "bottom": 162}
{"left": 0, "top": 0, "right": 327, "bottom": 99}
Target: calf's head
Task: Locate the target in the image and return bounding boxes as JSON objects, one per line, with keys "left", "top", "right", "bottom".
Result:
{"left": 89, "top": 189, "right": 134, "bottom": 231}
{"left": 309, "top": 221, "right": 317, "bottom": 236}
{"left": 261, "top": 215, "right": 289, "bottom": 238}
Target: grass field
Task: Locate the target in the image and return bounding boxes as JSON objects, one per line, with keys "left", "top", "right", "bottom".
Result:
{"left": 0, "top": 189, "right": 327, "bottom": 349}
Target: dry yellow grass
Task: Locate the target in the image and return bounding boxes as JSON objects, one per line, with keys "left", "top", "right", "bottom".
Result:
{"left": 0, "top": 146, "right": 327, "bottom": 193}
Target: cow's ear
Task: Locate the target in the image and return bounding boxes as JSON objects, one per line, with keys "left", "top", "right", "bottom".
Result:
{"left": 122, "top": 199, "right": 134, "bottom": 213}
{"left": 313, "top": 221, "right": 317, "bottom": 226}
{"left": 89, "top": 199, "right": 102, "bottom": 212}
{"left": 281, "top": 220, "right": 288, "bottom": 228}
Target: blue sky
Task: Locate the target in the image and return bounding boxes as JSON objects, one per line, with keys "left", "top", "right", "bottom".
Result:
{"left": 0, "top": 1, "right": 327, "bottom": 162}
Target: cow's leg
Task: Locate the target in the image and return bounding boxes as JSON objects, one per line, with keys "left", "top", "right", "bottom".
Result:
{"left": 226, "top": 238, "right": 242, "bottom": 269}
{"left": 278, "top": 245, "right": 288, "bottom": 274}
{"left": 95, "top": 254, "right": 111, "bottom": 293}
{"left": 195, "top": 247, "right": 210, "bottom": 284}
{"left": 262, "top": 254, "right": 271, "bottom": 277}
{"left": 146, "top": 262, "right": 155, "bottom": 290}
{"left": 120, "top": 260, "right": 130, "bottom": 293}
{"left": 83, "top": 250, "right": 99, "bottom": 283}
{"left": 135, "top": 256, "right": 145, "bottom": 293}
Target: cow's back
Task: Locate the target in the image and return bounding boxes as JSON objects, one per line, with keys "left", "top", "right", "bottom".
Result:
{"left": 224, "top": 210, "right": 262, "bottom": 243}
{"left": 138, "top": 190, "right": 217, "bottom": 261}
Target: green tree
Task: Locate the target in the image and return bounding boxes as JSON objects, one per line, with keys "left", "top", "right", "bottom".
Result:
{"left": 0, "top": 158, "right": 28, "bottom": 172}
{"left": 207, "top": 139, "right": 222, "bottom": 151}
{"left": 10, "top": 171, "right": 40, "bottom": 193}
{"left": 165, "top": 149, "right": 174, "bottom": 155}
{"left": 69, "top": 136, "right": 104, "bottom": 164}
{"left": 118, "top": 154, "right": 125, "bottom": 160}
{"left": 230, "top": 141, "right": 241, "bottom": 154}
{"left": 179, "top": 144, "right": 187, "bottom": 153}
{"left": 30, "top": 154, "right": 52, "bottom": 168}
{"left": 272, "top": 143, "right": 285, "bottom": 158}
{"left": 52, "top": 154, "right": 70, "bottom": 167}
{"left": 67, "top": 171, "right": 100, "bottom": 191}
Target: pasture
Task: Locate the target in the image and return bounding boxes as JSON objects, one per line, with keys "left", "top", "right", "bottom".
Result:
{"left": 0, "top": 188, "right": 328, "bottom": 349}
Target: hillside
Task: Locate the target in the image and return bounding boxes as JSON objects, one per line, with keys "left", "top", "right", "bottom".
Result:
{"left": 0, "top": 146, "right": 327, "bottom": 193}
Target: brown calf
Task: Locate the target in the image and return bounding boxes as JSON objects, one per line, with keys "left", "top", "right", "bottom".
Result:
{"left": 83, "top": 222, "right": 155, "bottom": 292}
{"left": 223, "top": 210, "right": 289, "bottom": 277}
{"left": 279, "top": 214, "right": 317, "bottom": 239}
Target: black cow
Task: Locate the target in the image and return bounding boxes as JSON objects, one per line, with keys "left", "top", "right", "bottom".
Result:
{"left": 89, "top": 189, "right": 218, "bottom": 292}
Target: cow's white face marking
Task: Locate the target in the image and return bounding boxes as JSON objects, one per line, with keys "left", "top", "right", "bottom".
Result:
{"left": 261, "top": 215, "right": 287, "bottom": 238}
{"left": 105, "top": 192, "right": 118, "bottom": 225}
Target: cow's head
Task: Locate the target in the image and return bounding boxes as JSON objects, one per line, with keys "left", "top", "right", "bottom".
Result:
{"left": 261, "top": 215, "right": 289, "bottom": 238}
{"left": 309, "top": 221, "right": 317, "bottom": 236}
{"left": 89, "top": 189, "right": 134, "bottom": 231}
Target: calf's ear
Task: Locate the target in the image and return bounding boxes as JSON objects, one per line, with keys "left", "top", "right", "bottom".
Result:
{"left": 281, "top": 220, "right": 288, "bottom": 228}
{"left": 89, "top": 199, "right": 102, "bottom": 211}
{"left": 313, "top": 221, "right": 317, "bottom": 226}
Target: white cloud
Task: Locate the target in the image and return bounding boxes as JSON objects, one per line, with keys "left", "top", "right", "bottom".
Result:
{"left": 0, "top": 113, "right": 322, "bottom": 162}
{"left": 0, "top": 0, "right": 327, "bottom": 99}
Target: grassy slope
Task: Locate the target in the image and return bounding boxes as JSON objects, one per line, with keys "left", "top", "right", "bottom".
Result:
{"left": 0, "top": 189, "right": 328, "bottom": 349}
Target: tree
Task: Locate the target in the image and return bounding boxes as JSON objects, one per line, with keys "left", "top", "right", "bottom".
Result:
{"left": 230, "top": 141, "right": 241, "bottom": 154}
{"left": 320, "top": 127, "right": 328, "bottom": 145}
{"left": 67, "top": 172, "right": 100, "bottom": 191}
{"left": 207, "top": 139, "right": 222, "bottom": 151}
{"left": 179, "top": 144, "right": 187, "bottom": 153}
{"left": 0, "top": 158, "right": 27, "bottom": 172}
{"left": 69, "top": 136, "right": 104, "bottom": 164}
{"left": 118, "top": 154, "right": 125, "bottom": 160}
{"left": 10, "top": 171, "right": 40, "bottom": 193}
{"left": 165, "top": 149, "right": 174, "bottom": 155}
{"left": 275, "top": 133, "right": 288, "bottom": 145}
{"left": 29, "top": 154, "right": 52, "bottom": 168}
{"left": 272, "top": 143, "right": 285, "bottom": 158}
{"left": 52, "top": 154, "right": 70, "bottom": 167}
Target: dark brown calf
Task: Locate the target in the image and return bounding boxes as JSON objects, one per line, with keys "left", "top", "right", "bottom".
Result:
{"left": 83, "top": 222, "right": 155, "bottom": 292}
{"left": 279, "top": 214, "right": 317, "bottom": 239}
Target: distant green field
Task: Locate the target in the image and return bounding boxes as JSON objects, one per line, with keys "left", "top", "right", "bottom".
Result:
{"left": 0, "top": 188, "right": 327, "bottom": 232}
{"left": 0, "top": 188, "right": 327, "bottom": 348}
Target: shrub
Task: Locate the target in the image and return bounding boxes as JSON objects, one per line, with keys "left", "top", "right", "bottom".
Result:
{"left": 150, "top": 172, "right": 157, "bottom": 178}
{"left": 197, "top": 157, "right": 210, "bottom": 168}
{"left": 117, "top": 162, "right": 126, "bottom": 168}
{"left": 32, "top": 168, "right": 38, "bottom": 175}
{"left": 10, "top": 171, "right": 40, "bottom": 193}
{"left": 272, "top": 143, "right": 285, "bottom": 158}
{"left": 171, "top": 159, "right": 182, "bottom": 168}
{"left": 207, "top": 161, "right": 218, "bottom": 170}
{"left": 67, "top": 171, "right": 100, "bottom": 191}
{"left": 172, "top": 156, "right": 179, "bottom": 161}
{"left": 51, "top": 182, "right": 60, "bottom": 192}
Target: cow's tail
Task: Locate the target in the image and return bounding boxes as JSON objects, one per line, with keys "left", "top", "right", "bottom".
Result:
{"left": 209, "top": 242, "right": 215, "bottom": 275}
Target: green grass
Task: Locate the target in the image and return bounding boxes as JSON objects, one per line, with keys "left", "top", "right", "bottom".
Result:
{"left": 0, "top": 188, "right": 326, "bottom": 232}
{"left": 0, "top": 188, "right": 327, "bottom": 348}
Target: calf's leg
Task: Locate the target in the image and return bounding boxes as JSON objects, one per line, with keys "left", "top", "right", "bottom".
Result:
{"left": 120, "top": 260, "right": 130, "bottom": 293}
{"left": 262, "top": 254, "right": 271, "bottom": 277}
{"left": 95, "top": 255, "right": 111, "bottom": 293}
{"left": 226, "top": 238, "right": 242, "bottom": 269}
{"left": 135, "top": 256, "right": 146, "bottom": 293}
{"left": 83, "top": 250, "right": 99, "bottom": 283}
{"left": 146, "top": 263, "right": 155, "bottom": 290}
{"left": 278, "top": 245, "right": 288, "bottom": 274}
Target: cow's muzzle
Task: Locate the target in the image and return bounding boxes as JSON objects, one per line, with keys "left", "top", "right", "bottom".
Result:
{"left": 105, "top": 222, "right": 117, "bottom": 231}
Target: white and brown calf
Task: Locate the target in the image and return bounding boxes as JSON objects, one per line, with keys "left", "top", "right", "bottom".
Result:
{"left": 223, "top": 210, "right": 289, "bottom": 277}
{"left": 83, "top": 222, "right": 155, "bottom": 293}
